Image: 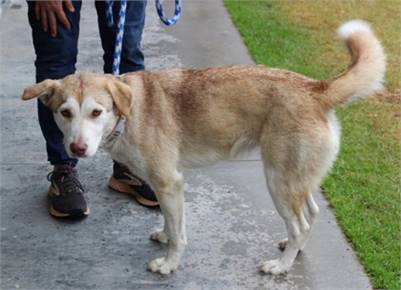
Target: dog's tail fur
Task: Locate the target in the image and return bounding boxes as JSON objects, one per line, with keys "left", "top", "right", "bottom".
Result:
{"left": 320, "top": 20, "right": 386, "bottom": 109}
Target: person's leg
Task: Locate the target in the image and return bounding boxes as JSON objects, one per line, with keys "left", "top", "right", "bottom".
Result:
{"left": 27, "top": 1, "right": 89, "bottom": 218}
{"left": 95, "top": 1, "right": 158, "bottom": 207}
{"left": 95, "top": 0, "right": 146, "bottom": 74}
{"left": 27, "top": 0, "right": 82, "bottom": 166}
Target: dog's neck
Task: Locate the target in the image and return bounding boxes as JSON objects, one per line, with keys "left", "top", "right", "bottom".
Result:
{"left": 102, "top": 115, "right": 127, "bottom": 149}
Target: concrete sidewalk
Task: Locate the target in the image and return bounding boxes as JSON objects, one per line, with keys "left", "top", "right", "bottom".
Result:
{"left": 1, "top": 1, "right": 371, "bottom": 289}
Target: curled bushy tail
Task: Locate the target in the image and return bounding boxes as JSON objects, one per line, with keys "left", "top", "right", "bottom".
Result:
{"left": 323, "top": 20, "right": 386, "bottom": 109}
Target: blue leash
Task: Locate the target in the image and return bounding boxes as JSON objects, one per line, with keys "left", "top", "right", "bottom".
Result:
{"left": 105, "top": 0, "right": 182, "bottom": 75}
{"left": 155, "top": 0, "right": 182, "bottom": 26}
{"left": 105, "top": 0, "right": 127, "bottom": 75}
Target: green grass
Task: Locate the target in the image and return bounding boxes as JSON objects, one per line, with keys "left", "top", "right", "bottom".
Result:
{"left": 223, "top": 1, "right": 328, "bottom": 78}
{"left": 325, "top": 103, "right": 400, "bottom": 289}
{"left": 225, "top": 1, "right": 400, "bottom": 289}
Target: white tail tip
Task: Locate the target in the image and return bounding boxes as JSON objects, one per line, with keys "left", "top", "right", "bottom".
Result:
{"left": 337, "top": 20, "right": 372, "bottom": 40}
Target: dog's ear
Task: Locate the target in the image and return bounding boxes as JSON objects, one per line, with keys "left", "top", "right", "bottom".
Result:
{"left": 107, "top": 79, "right": 133, "bottom": 116}
{"left": 22, "top": 79, "right": 61, "bottom": 106}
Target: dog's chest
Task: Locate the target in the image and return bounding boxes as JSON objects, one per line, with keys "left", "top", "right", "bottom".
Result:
{"left": 109, "top": 141, "right": 149, "bottom": 181}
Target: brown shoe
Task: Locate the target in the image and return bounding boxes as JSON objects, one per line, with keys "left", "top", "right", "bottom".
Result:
{"left": 109, "top": 162, "right": 159, "bottom": 208}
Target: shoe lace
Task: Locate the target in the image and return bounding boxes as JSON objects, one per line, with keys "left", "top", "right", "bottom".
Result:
{"left": 47, "top": 167, "right": 85, "bottom": 194}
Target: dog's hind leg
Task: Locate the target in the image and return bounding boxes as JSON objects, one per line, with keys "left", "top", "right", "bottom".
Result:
{"left": 258, "top": 137, "right": 322, "bottom": 274}
{"left": 147, "top": 169, "right": 186, "bottom": 275}
{"left": 260, "top": 174, "right": 312, "bottom": 275}
{"left": 305, "top": 193, "right": 319, "bottom": 226}
{"left": 278, "top": 193, "right": 319, "bottom": 251}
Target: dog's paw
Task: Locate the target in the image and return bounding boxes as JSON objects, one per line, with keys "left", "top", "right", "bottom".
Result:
{"left": 150, "top": 230, "right": 169, "bottom": 244}
{"left": 278, "top": 238, "right": 288, "bottom": 251}
{"left": 260, "top": 259, "right": 290, "bottom": 275}
{"left": 147, "top": 257, "right": 178, "bottom": 275}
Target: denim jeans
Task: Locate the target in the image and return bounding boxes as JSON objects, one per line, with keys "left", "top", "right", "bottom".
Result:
{"left": 27, "top": 0, "right": 147, "bottom": 166}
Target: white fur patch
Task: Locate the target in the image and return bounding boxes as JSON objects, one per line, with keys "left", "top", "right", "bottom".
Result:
{"left": 337, "top": 19, "right": 371, "bottom": 40}
{"left": 54, "top": 96, "right": 115, "bottom": 158}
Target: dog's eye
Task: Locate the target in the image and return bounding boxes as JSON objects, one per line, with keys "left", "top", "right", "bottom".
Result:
{"left": 60, "top": 109, "right": 72, "bottom": 118}
{"left": 91, "top": 109, "right": 102, "bottom": 117}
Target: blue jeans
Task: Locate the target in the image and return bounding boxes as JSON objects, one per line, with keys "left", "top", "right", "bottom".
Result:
{"left": 27, "top": 0, "right": 147, "bottom": 166}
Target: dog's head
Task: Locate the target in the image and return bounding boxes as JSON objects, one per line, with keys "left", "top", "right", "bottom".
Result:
{"left": 22, "top": 73, "right": 133, "bottom": 158}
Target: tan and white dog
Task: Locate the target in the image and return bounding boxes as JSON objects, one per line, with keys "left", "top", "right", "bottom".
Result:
{"left": 22, "top": 20, "right": 385, "bottom": 275}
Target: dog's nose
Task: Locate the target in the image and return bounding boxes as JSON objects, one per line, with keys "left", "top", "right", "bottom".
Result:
{"left": 70, "top": 142, "right": 88, "bottom": 157}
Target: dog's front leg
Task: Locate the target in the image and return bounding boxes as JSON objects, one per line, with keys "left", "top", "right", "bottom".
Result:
{"left": 147, "top": 171, "right": 186, "bottom": 275}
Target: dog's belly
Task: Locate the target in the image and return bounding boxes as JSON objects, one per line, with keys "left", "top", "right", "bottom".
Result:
{"left": 179, "top": 136, "right": 258, "bottom": 168}
{"left": 179, "top": 149, "right": 228, "bottom": 168}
